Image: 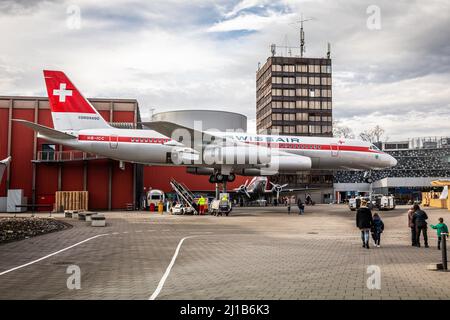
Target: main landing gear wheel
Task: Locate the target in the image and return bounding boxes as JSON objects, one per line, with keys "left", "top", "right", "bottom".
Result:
{"left": 210, "top": 173, "right": 233, "bottom": 183}
{"left": 215, "top": 173, "right": 224, "bottom": 183}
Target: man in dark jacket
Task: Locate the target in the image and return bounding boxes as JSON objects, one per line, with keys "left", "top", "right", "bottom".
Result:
{"left": 408, "top": 207, "right": 416, "bottom": 246}
{"left": 412, "top": 204, "right": 429, "bottom": 248}
{"left": 356, "top": 200, "right": 373, "bottom": 249}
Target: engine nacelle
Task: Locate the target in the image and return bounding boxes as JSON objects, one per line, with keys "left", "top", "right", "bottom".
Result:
{"left": 186, "top": 167, "right": 214, "bottom": 175}
{"left": 203, "top": 145, "right": 270, "bottom": 166}
{"left": 261, "top": 155, "right": 312, "bottom": 174}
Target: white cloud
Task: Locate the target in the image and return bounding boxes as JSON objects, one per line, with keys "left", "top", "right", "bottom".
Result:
{"left": 208, "top": 10, "right": 296, "bottom": 32}
{"left": 0, "top": 0, "right": 448, "bottom": 140}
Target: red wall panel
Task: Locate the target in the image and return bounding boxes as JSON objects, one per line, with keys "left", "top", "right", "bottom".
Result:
{"left": 113, "top": 111, "right": 134, "bottom": 123}
{"left": 87, "top": 159, "right": 109, "bottom": 209}
{"left": 36, "top": 164, "right": 58, "bottom": 195}
{"left": 111, "top": 161, "right": 133, "bottom": 209}
{"left": 62, "top": 162, "right": 84, "bottom": 191}
{"left": 0, "top": 109, "right": 9, "bottom": 196}
{"left": 143, "top": 166, "right": 247, "bottom": 193}
{"left": 10, "top": 109, "right": 34, "bottom": 199}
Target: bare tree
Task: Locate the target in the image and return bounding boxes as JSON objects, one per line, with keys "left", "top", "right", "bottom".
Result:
{"left": 333, "top": 120, "right": 355, "bottom": 139}
{"left": 372, "top": 125, "right": 385, "bottom": 142}
{"left": 359, "top": 125, "right": 386, "bottom": 143}
{"left": 359, "top": 129, "right": 375, "bottom": 142}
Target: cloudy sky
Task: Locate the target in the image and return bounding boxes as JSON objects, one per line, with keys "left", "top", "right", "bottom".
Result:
{"left": 0, "top": 0, "right": 449, "bottom": 140}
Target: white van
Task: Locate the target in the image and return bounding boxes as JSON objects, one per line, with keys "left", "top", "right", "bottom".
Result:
{"left": 147, "top": 190, "right": 165, "bottom": 208}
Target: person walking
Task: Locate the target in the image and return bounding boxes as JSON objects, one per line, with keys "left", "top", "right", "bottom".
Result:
{"left": 356, "top": 200, "right": 373, "bottom": 249}
{"left": 287, "top": 197, "right": 291, "bottom": 215}
{"left": 430, "top": 217, "right": 449, "bottom": 250}
{"left": 371, "top": 212, "right": 384, "bottom": 247}
{"left": 297, "top": 197, "right": 305, "bottom": 215}
{"left": 408, "top": 206, "right": 417, "bottom": 246}
{"left": 412, "top": 204, "right": 429, "bottom": 248}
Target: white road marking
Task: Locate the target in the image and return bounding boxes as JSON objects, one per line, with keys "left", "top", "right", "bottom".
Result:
{"left": 0, "top": 233, "right": 110, "bottom": 277}
{"left": 149, "top": 236, "right": 196, "bottom": 300}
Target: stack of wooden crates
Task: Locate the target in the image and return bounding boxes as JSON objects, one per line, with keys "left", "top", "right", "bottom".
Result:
{"left": 55, "top": 191, "right": 89, "bottom": 212}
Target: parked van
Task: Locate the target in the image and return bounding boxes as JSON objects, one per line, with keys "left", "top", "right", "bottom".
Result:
{"left": 147, "top": 190, "right": 165, "bottom": 210}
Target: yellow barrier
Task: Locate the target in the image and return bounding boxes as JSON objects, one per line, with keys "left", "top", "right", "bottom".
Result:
{"left": 429, "top": 198, "right": 447, "bottom": 209}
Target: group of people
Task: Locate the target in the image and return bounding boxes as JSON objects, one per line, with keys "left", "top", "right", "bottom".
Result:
{"left": 356, "top": 200, "right": 384, "bottom": 249}
{"left": 407, "top": 204, "right": 449, "bottom": 249}
{"left": 356, "top": 201, "right": 448, "bottom": 250}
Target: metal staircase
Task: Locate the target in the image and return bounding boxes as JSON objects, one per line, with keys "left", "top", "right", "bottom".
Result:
{"left": 169, "top": 178, "right": 198, "bottom": 214}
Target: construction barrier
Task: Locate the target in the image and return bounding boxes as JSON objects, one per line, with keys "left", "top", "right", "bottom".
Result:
{"left": 55, "top": 191, "right": 89, "bottom": 212}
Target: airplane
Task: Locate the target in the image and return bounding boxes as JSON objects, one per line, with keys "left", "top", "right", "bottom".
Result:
{"left": 233, "top": 177, "right": 297, "bottom": 200}
{"left": 0, "top": 156, "right": 11, "bottom": 183}
{"left": 233, "top": 176, "right": 319, "bottom": 204}
{"left": 13, "top": 70, "right": 398, "bottom": 191}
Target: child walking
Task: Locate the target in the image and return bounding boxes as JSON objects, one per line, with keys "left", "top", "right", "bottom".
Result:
{"left": 430, "top": 217, "right": 449, "bottom": 250}
{"left": 371, "top": 213, "right": 384, "bottom": 247}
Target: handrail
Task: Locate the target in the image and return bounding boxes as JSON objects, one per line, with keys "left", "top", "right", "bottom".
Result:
{"left": 35, "top": 151, "right": 105, "bottom": 162}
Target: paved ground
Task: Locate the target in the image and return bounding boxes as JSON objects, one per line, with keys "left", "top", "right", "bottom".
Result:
{"left": 0, "top": 204, "right": 449, "bottom": 300}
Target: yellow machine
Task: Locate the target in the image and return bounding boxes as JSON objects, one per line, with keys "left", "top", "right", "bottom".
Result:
{"left": 423, "top": 180, "right": 450, "bottom": 210}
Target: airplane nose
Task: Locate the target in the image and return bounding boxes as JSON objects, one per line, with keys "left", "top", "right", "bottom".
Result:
{"left": 389, "top": 155, "right": 397, "bottom": 167}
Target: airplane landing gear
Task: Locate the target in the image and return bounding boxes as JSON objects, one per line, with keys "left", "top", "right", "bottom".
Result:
{"left": 209, "top": 172, "right": 234, "bottom": 200}
{"left": 209, "top": 172, "right": 235, "bottom": 183}
{"left": 209, "top": 173, "right": 224, "bottom": 183}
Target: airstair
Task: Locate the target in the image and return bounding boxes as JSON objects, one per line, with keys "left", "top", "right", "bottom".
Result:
{"left": 170, "top": 178, "right": 198, "bottom": 214}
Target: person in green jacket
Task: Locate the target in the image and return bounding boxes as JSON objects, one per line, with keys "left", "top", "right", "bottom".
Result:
{"left": 430, "top": 217, "right": 449, "bottom": 250}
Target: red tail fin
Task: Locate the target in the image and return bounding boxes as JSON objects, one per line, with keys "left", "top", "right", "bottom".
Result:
{"left": 43, "top": 70, "right": 110, "bottom": 131}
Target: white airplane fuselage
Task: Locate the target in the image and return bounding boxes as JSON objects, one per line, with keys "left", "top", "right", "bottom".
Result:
{"left": 23, "top": 70, "right": 397, "bottom": 177}
{"left": 40, "top": 127, "right": 397, "bottom": 172}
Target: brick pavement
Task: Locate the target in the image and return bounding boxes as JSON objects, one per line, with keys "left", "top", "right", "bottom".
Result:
{"left": 0, "top": 205, "right": 449, "bottom": 299}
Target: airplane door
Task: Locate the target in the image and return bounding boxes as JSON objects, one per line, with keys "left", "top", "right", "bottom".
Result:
{"left": 109, "top": 134, "right": 118, "bottom": 149}
{"left": 330, "top": 143, "right": 339, "bottom": 157}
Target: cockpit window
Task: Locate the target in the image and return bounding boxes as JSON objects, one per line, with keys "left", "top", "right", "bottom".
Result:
{"left": 370, "top": 144, "right": 381, "bottom": 151}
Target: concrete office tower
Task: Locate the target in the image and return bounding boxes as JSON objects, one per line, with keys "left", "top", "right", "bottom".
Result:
{"left": 255, "top": 54, "right": 334, "bottom": 201}
{"left": 256, "top": 56, "right": 332, "bottom": 136}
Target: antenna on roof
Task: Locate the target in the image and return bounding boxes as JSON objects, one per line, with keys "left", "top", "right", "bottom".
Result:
{"left": 270, "top": 43, "right": 276, "bottom": 56}
{"left": 292, "top": 14, "right": 315, "bottom": 57}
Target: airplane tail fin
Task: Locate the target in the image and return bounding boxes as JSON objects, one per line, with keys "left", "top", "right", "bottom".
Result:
{"left": 43, "top": 70, "right": 111, "bottom": 131}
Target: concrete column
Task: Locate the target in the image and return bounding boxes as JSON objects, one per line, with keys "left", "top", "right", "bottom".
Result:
{"left": 132, "top": 163, "right": 136, "bottom": 210}
{"left": 31, "top": 99, "right": 38, "bottom": 205}
{"left": 57, "top": 163, "right": 62, "bottom": 191}
{"left": 108, "top": 160, "right": 112, "bottom": 211}
{"left": 83, "top": 161, "right": 87, "bottom": 191}
{"left": 109, "top": 101, "right": 113, "bottom": 123}
{"left": 6, "top": 99, "right": 12, "bottom": 190}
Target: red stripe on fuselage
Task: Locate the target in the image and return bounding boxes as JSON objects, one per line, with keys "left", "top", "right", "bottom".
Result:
{"left": 77, "top": 134, "right": 383, "bottom": 154}
{"left": 78, "top": 135, "right": 171, "bottom": 144}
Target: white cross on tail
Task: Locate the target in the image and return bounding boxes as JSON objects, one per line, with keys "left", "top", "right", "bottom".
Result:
{"left": 53, "top": 83, "right": 73, "bottom": 102}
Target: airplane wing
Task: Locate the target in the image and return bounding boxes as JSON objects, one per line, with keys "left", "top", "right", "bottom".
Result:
{"left": 0, "top": 156, "right": 11, "bottom": 183}
{"left": 13, "top": 119, "right": 76, "bottom": 140}
{"left": 141, "top": 121, "right": 219, "bottom": 147}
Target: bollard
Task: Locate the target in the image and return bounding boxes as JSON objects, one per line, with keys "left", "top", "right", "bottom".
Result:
{"left": 442, "top": 232, "right": 448, "bottom": 271}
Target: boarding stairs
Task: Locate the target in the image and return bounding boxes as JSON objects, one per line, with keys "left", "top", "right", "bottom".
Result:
{"left": 169, "top": 178, "right": 198, "bottom": 214}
